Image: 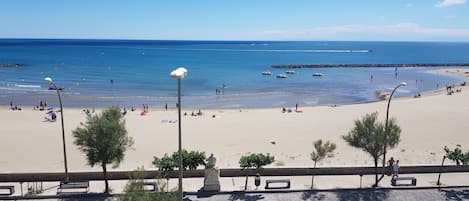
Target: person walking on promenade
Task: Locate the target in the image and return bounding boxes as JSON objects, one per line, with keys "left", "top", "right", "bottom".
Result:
{"left": 392, "top": 160, "right": 400, "bottom": 178}
{"left": 388, "top": 157, "right": 395, "bottom": 176}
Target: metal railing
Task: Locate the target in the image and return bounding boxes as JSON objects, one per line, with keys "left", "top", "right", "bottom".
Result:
{"left": 1, "top": 165, "right": 469, "bottom": 183}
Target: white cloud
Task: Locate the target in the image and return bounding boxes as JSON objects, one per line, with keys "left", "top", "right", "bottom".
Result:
{"left": 262, "top": 23, "right": 469, "bottom": 41}
{"left": 435, "top": 0, "right": 466, "bottom": 7}
{"left": 444, "top": 15, "right": 457, "bottom": 19}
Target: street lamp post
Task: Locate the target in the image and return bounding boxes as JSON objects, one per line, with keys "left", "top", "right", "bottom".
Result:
{"left": 44, "top": 77, "right": 69, "bottom": 183}
{"left": 170, "top": 67, "right": 188, "bottom": 201}
{"left": 382, "top": 82, "right": 408, "bottom": 171}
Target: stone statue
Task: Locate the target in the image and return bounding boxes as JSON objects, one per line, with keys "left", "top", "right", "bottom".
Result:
{"left": 203, "top": 153, "right": 220, "bottom": 191}
{"left": 206, "top": 153, "right": 217, "bottom": 169}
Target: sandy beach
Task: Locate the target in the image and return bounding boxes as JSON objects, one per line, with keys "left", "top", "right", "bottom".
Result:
{"left": 1, "top": 69, "right": 468, "bottom": 174}
{"left": 0, "top": 68, "right": 468, "bottom": 194}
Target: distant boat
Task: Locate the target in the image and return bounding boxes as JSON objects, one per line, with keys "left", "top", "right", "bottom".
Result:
{"left": 312, "top": 73, "right": 324, "bottom": 77}
{"left": 285, "top": 70, "right": 295, "bottom": 74}
{"left": 276, "top": 74, "right": 288, "bottom": 78}
{"left": 262, "top": 71, "right": 272, "bottom": 75}
{"left": 48, "top": 86, "right": 64, "bottom": 91}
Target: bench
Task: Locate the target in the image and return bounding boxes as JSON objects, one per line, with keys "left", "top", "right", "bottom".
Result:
{"left": 57, "top": 181, "right": 89, "bottom": 194}
{"left": 391, "top": 177, "right": 417, "bottom": 186}
{"left": 265, "top": 179, "right": 290, "bottom": 189}
{"left": 143, "top": 182, "right": 156, "bottom": 192}
{"left": 0, "top": 186, "right": 15, "bottom": 196}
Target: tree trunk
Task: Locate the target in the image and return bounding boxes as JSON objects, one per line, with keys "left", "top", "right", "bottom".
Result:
{"left": 166, "top": 178, "right": 170, "bottom": 192}
{"left": 373, "top": 158, "right": 378, "bottom": 187}
{"left": 244, "top": 174, "right": 249, "bottom": 190}
{"left": 102, "top": 162, "right": 109, "bottom": 193}
{"left": 311, "top": 161, "right": 317, "bottom": 189}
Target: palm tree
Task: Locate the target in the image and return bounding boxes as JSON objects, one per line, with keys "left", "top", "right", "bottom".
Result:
{"left": 73, "top": 107, "right": 134, "bottom": 193}
{"left": 310, "top": 139, "right": 336, "bottom": 188}
{"left": 342, "top": 112, "right": 400, "bottom": 187}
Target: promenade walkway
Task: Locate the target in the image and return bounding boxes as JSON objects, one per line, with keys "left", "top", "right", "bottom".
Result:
{"left": 7, "top": 187, "right": 469, "bottom": 201}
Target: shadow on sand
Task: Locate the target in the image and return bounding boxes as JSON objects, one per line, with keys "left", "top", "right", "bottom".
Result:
{"left": 440, "top": 189, "right": 469, "bottom": 201}
{"left": 228, "top": 192, "right": 264, "bottom": 201}
{"left": 301, "top": 191, "right": 326, "bottom": 200}
{"left": 335, "top": 189, "right": 390, "bottom": 201}
{"left": 57, "top": 193, "right": 113, "bottom": 201}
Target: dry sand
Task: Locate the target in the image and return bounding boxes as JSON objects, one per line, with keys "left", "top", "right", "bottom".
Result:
{"left": 0, "top": 69, "right": 468, "bottom": 192}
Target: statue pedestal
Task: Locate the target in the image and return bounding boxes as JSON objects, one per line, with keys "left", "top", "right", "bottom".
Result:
{"left": 203, "top": 168, "right": 220, "bottom": 191}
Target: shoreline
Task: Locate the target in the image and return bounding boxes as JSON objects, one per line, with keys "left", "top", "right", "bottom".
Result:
{"left": 2, "top": 71, "right": 465, "bottom": 111}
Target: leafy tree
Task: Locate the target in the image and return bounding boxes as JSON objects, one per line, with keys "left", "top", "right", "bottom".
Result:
{"left": 152, "top": 154, "right": 177, "bottom": 192}
{"left": 73, "top": 107, "right": 134, "bottom": 193}
{"left": 342, "top": 112, "right": 400, "bottom": 187}
{"left": 239, "top": 153, "right": 275, "bottom": 190}
{"left": 310, "top": 139, "right": 336, "bottom": 188}
{"left": 444, "top": 146, "right": 469, "bottom": 165}
{"left": 152, "top": 150, "right": 206, "bottom": 191}
{"left": 171, "top": 149, "right": 207, "bottom": 170}
{"left": 120, "top": 167, "right": 176, "bottom": 201}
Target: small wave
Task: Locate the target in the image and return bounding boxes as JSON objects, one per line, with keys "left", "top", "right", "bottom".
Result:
{"left": 14, "top": 84, "right": 41, "bottom": 88}
{"left": 152, "top": 47, "right": 370, "bottom": 53}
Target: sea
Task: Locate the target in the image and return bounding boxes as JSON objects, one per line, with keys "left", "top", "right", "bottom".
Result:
{"left": 1, "top": 39, "right": 468, "bottom": 109}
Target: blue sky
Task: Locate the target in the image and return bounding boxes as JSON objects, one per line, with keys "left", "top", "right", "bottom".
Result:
{"left": 1, "top": 0, "right": 468, "bottom": 41}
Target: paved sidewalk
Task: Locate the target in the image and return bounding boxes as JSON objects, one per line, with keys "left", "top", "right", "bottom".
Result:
{"left": 186, "top": 187, "right": 469, "bottom": 201}
{"left": 6, "top": 187, "right": 469, "bottom": 201}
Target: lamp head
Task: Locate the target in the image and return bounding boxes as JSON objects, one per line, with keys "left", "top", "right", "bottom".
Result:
{"left": 44, "top": 77, "right": 53, "bottom": 83}
{"left": 399, "top": 82, "right": 408, "bottom": 87}
{"left": 170, "top": 67, "right": 188, "bottom": 79}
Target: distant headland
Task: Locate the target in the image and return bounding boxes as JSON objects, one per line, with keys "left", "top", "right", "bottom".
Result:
{"left": 0, "top": 63, "right": 25, "bottom": 67}
{"left": 272, "top": 63, "right": 469, "bottom": 68}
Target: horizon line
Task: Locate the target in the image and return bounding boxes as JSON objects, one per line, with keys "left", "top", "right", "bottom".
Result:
{"left": 1, "top": 37, "right": 469, "bottom": 43}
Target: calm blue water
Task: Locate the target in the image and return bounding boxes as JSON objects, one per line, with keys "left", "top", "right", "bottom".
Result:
{"left": 1, "top": 39, "right": 468, "bottom": 108}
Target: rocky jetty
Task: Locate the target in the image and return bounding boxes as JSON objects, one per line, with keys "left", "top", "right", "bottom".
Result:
{"left": 272, "top": 63, "right": 469, "bottom": 68}
{"left": 0, "top": 63, "right": 25, "bottom": 67}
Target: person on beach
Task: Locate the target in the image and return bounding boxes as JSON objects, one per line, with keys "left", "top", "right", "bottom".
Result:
{"left": 388, "top": 157, "right": 395, "bottom": 176}
{"left": 165, "top": 103, "right": 168, "bottom": 111}
{"left": 392, "top": 160, "right": 400, "bottom": 178}
{"left": 295, "top": 103, "right": 298, "bottom": 111}
{"left": 45, "top": 111, "right": 57, "bottom": 122}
